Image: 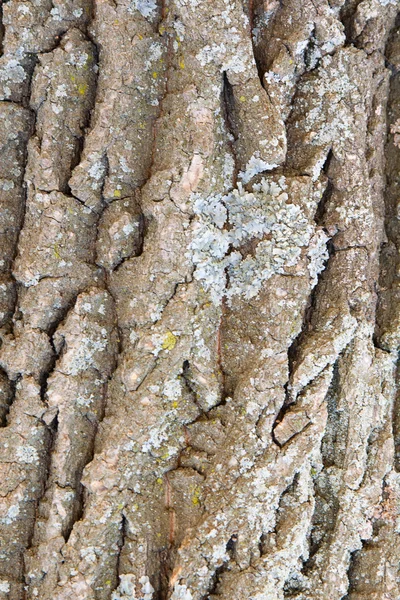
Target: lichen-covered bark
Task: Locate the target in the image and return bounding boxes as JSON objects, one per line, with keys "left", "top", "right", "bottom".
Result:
{"left": 0, "top": 1, "right": 399, "bottom": 599}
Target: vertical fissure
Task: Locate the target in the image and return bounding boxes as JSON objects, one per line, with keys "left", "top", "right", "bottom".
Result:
{"left": 222, "top": 71, "right": 239, "bottom": 188}
{"left": 375, "top": 14, "right": 400, "bottom": 469}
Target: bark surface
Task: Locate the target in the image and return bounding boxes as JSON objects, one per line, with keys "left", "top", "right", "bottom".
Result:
{"left": 0, "top": 0, "right": 399, "bottom": 598}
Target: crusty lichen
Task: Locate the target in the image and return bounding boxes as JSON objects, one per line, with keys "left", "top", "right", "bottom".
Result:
{"left": 190, "top": 177, "right": 328, "bottom": 304}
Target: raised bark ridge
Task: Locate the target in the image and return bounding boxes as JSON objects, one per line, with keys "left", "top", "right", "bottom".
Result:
{"left": 0, "top": 0, "right": 399, "bottom": 599}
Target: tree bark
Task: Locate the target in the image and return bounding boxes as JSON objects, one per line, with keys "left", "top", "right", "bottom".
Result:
{"left": 0, "top": 0, "right": 399, "bottom": 598}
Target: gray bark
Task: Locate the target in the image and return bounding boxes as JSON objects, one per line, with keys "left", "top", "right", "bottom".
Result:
{"left": 0, "top": 0, "right": 399, "bottom": 598}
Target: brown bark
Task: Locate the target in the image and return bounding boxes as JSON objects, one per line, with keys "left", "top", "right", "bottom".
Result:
{"left": 0, "top": 0, "right": 399, "bottom": 598}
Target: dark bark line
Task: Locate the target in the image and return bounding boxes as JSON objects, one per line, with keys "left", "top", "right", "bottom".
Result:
{"left": 272, "top": 152, "right": 335, "bottom": 448}
{"left": 376, "top": 12, "right": 400, "bottom": 466}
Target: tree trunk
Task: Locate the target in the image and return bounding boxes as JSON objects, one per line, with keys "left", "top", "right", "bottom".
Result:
{"left": 0, "top": 0, "right": 399, "bottom": 598}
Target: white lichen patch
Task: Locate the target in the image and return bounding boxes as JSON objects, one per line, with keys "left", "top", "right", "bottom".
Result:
{"left": 16, "top": 445, "right": 39, "bottom": 464}
{"left": 222, "top": 152, "right": 235, "bottom": 189}
{"left": 67, "top": 51, "right": 89, "bottom": 69}
{"left": 55, "top": 84, "right": 67, "bottom": 98}
{"left": 50, "top": 6, "right": 63, "bottom": 21}
{"left": 307, "top": 229, "right": 330, "bottom": 287}
{"left": 23, "top": 272, "right": 41, "bottom": 287}
{"left": 0, "top": 59, "right": 27, "bottom": 85}
{"left": 390, "top": 118, "right": 400, "bottom": 148}
{"left": 141, "top": 418, "right": 170, "bottom": 453}
{"left": 140, "top": 373, "right": 187, "bottom": 455}
{"left": 145, "top": 43, "right": 163, "bottom": 69}
{"left": 0, "top": 581, "right": 10, "bottom": 593}
{"left": 76, "top": 393, "right": 95, "bottom": 407}
{"left": 163, "top": 375, "right": 182, "bottom": 401}
{"left": 111, "top": 573, "right": 155, "bottom": 600}
{"left": 189, "top": 178, "right": 327, "bottom": 303}
{"left": 129, "top": 0, "right": 158, "bottom": 19}
{"left": 88, "top": 156, "right": 106, "bottom": 181}
{"left": 239, "top": 152, "right": 278, "bottom": 183}
{"left": 2, "top": 504, "right": 20, "bottom": 525}
{"left": 195, "top": 39, "right": 252, "bottom": 74}
{"left": 0, "top": 179, "right": 15, "bottom": 191}
{"left": 62, "top": 315, "right": 110, "bottom": 376}
{"left": 171, "top": 583, "right": 194, "bottom": 600}
{"left": 196, "top": 43, "right": 226, "bottom": 67}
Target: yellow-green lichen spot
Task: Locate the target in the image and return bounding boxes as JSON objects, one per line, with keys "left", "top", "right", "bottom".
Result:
{"left": 162, "top": 331, "right": 177, "bottom": 351}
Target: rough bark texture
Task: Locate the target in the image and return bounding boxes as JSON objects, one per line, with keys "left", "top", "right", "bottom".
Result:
{"left": 0, "top": 0, "right": 399, "bottom": 598}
